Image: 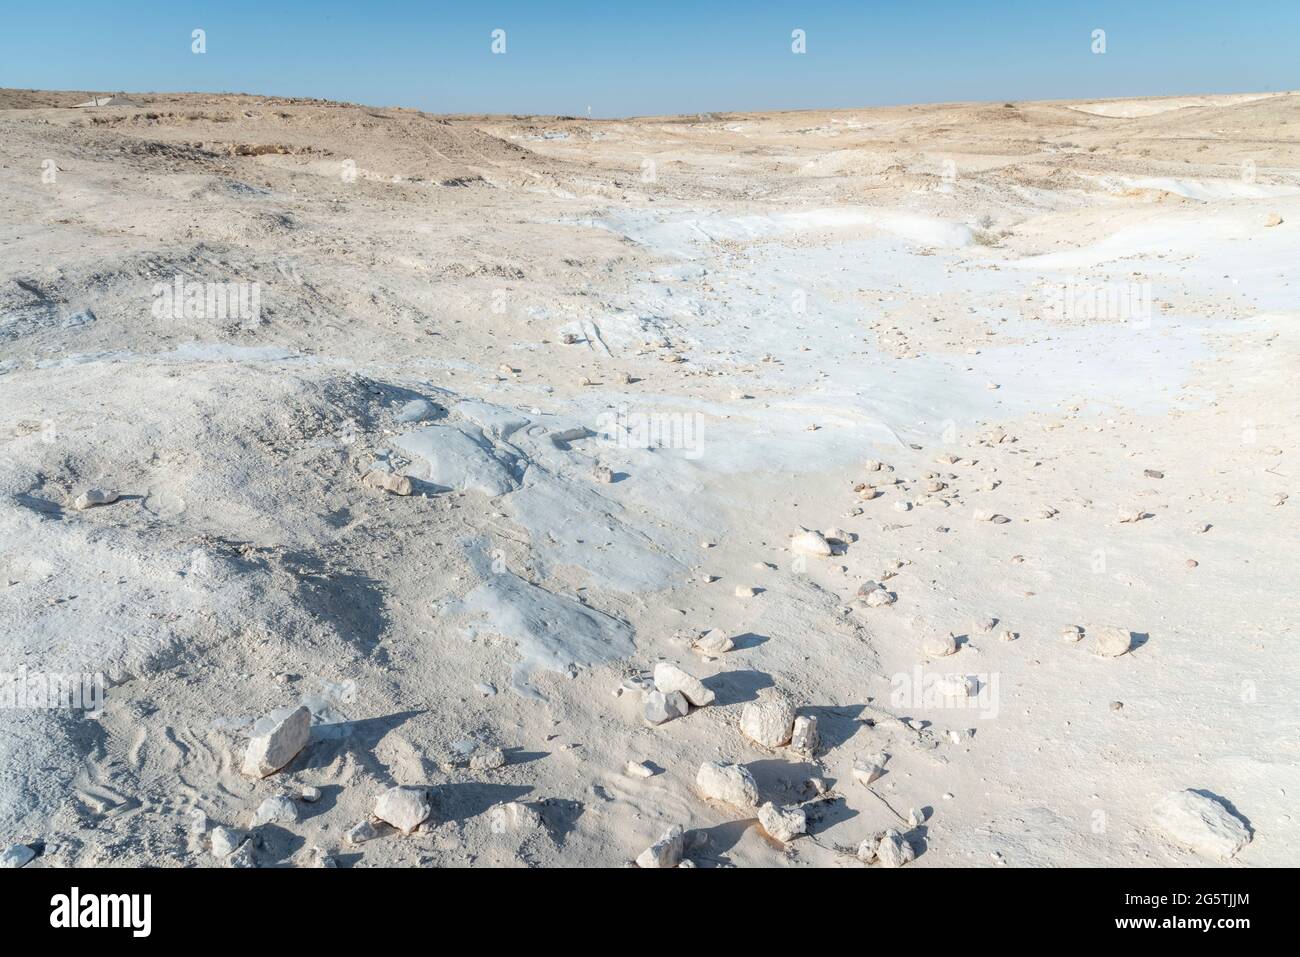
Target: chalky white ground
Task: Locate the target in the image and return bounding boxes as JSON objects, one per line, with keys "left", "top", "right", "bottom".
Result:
{"left": 0, "top": 87, "right": 1296, "bottom": 866}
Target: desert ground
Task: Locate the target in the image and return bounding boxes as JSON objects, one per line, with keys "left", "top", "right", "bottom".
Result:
{"left": 0, "top": 87, "right": 1296, "bottom": 868}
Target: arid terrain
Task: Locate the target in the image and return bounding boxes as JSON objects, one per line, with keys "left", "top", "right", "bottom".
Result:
{"left": 1, "top": 86, "right": 1296, "bottom": 868}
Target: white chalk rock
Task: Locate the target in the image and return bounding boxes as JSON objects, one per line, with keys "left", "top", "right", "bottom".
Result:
{"left": 346, "top": 820, "right": 379, "bottom": 845}
{"left": 299, "top": 785, "right": 322, "bottom": 803}
{"left": 936, "top": 674, "right": 979, "bottom": 697}
{"left": 654, "top": 662, "right": 715, "bottom": 707}
{"left": 864, "top": 588, "right": 896, "bottom": 607}
{"left": 877, "top": 829, "right": 916, "bottom": 867}
{"left": 740, "top": 696, "right": 796, "bottom": 747}
{"left": 696, "top": 761, "right": 759, "bottom": 809}
{"left": 73, "top": 487, "right": 119, "bottom": 510}
{"left": 1092, "top": 626, "right": 1134, "bottom": 657}
{"left": 1, "top": 844, "right": 37, "bottom": 868}
{"left": 636, "top": 824, "right": 685, "bottom": 868}
{"left": 791, "top": 715, "right": 819, "bottom": 753}
{"left": 625, "top": 760, "right": 655, "bottom": 778}
{"left": 791, "top": 529, "right": 833, "bottom": 557}
{"left": 923, "top": 633, "right": 958, "bottom": 658}
{"left": 469, "top": 746, "right": 507, "bottom": 770}
{"left": 362, "top": 469, "right": 413, "bottom": 495}
{"left": 373, "top": 786, "right": 431, "bottom": 835}
{"left": 692, "top": 628, "right": 734, "bottom": 655}
{"left": 1154, "top": 790, "right": 1250, "bottom": 860}
{"left": 226, "top": 842, "right": 258, "bottom": 868}
{"left": 852, "top": 752, "right": 888, "bottom": 787}
{"left": 210, "top": 826, "right": 246, "bottom": 858}
{"left": 489, "top": 801, "right": 542, "bottom": 834}
{"left": 643, "top": 689, "right": 690, "bottom": 725}
{"left": 856, "top": 832, "right": 884, "bottom": 863}
{"left": 242, "top": 705, "right": 312, "bottom": 778}
{"left": 758, "top": 802, "right": 807, "bottom": 844}
{"left": 250, "top": 795, "right": 299, "bottom": 828}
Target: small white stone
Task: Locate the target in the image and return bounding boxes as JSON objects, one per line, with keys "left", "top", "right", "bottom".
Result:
{"left": 734, "top": 585, "right": 757, "bottom": 598}
{"left": 877, "top": 829, "right": 916, "bottom": 867}
{"left": 740, "top": 696, "right": 796, "bottom": 747}
{"left": 653, "top": 662, "right": 716, "bottom": 707}
{"left": 692, "top": 628, "right": 734, "bottom": 655}
{"left": 852, "top": 752, "right": 888, "bottom": 786}
{"left": 210, "top": 826, "right": 245, "bottom": 858}
{"left": 643, "top": 689, "right": 690, "bottom": 725}
{"left": 299, "top": 785, "right": 322, "bottom": 803}
{"left": 758, "top": 802, "right": 807, "bottom": 844}
{"left": 242, "top": 705, "right": 312, "bottom": 779}
{"left": 1153, "top": 789, "right": 1251, "bottom": 860}
{"left": 790, "top": 715, "right": 819, "bottom": 753}
{"left": 791, "top": 528, "right": 833, "bottom": 557}
{"left": 924, "top": 633, "right": 958, "bottom": 657}
{"left": 373, "top": 786, "right": 431, "bottom": 835}
{"left": 1, "top": 844, "right": 37, "bottom": 868}
{"left": 469, "top": 746, "right": 507, "bottom": 770}
{"left": 250, "top": 795, "right": 299, "bottom": 828}
{"left": 1092, "top": 626, "right": 1135, "bottom": 657}
{"left": 695, "top": 761, "right": 759, "bottom": 809}
{"left": 625, "top": 760, "right": 655, "bottom": 778}
{"left": 73, "top": 487, "right": 119, "bottom": 510}
{"left": 346, "top": 820, "right": 379, "bottom": 845}
{"left": 636, "top": 824, "right": 685, "bottom": 868}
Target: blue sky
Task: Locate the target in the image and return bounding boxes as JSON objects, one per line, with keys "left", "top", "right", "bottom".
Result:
{"left": 3, "top": 1, "right": 1298, "bottom": 117}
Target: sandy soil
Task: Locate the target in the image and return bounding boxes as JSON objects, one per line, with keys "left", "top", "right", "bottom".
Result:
{"left": 1, "top": 87, "right": 1297, "bottom": 868}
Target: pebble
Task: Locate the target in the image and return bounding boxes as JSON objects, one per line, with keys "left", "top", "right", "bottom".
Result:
{"left": 346, "top": 820, "right": 379, "bottom": 845}
{"left": 851, "top": 752, "right": 888, "bottom": 787}
{"left": 299, "top": 785, "right": 322, "bottom": 803}
{"left": 643, "top": 689, "right": 690, "bottom": 725}
{"left": 373, "top": 786, "right": 431, "bottom": 835}
{"left": 791, "top": 527, "right": 833, "bottom": 557}
{"left": 876, "top": 829, "right": 916, "bottom": 867}
{"left": 470, "top": 746, "right": 507, "bottom": 771}
{"left": 696, "top": 761, "right": 759, "bottom": 809}
{"left": 790, "top": 715, "right": 819, "bottom": 753}
{"left": 740, "top": 696, "right": 796, "bottom": 747}
{"left": 864, "top": 587, "right": 896, "bottom": 607}
{"left": 1118, "top": 507, "right": 1146, "bottom": 523}
{"left": 653, "top": 662, "right": 716, "bottom": 707}
{"left": 758, "top": 803, "right": 807, "bottom": 844}
{"left": 210, "top": 826, "right": 246, "bottom": 858}
{"left": 592, "top": 465, "right": 614, "bottom": 484}
{"left": 923, "top": 632, "right": 958, "bottom": 658}
{"left": 0, "top": 844, "right": 37, "bottom": 868}
{"left": 242, "top": 704, "right": 312, "bottom": 779}
{"left": 734, "top": 585, "right": 757, "bottom": 598}
{"left": 1061, "top": 624, "right": 1084, "bottom": 642}
{"left": 999, "top": 629, "right": 1018, "bottom": 642}
{"left": 636, "top": 825, "right": 685, "bottom": 868}
{"left": 973, "top": 616, "right": 997, "bottom": 633}
{"left": 250, "top": 795, "right": 299, "bottom": 828}
{"left": 626, "top": 760, "right": 655, "bottom": 778}
{"left": 1092, "top": 626, "right": 1135, "bottom": 657}
{"left": 362, "top": 470, "right": 413, "bottom": 495}
{"left": 692, "top": 628, "right": 734, "bottom": 655}
{"left": 73, "top": 487, "right": 119, "bottom": 510}
{"left": 1153, "top": 789, "right": 1251, "bottom": 860}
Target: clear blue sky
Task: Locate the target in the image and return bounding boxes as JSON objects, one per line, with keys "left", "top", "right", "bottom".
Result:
{"left": 3, "top": 1, "right": 1297, "bottom": 117}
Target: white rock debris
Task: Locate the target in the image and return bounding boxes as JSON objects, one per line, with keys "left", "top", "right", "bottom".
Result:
{"left": 73, "top": 487, "right": 119, "bottom": 510}
{"left": 362, "top": 469, "right": 413, "bottom": 495}
{"left": 692, "top": 627, "right": 734, "bottom": 655}
{"left": 852, "top": 752, "right": 888, "bottom": 787}
{"left": 653, "top": 662, "right": 716, "bottom": 707}
{"left": 876, "top": 829, "right": 916, "bottom": 867}
{"left": 790, "top": 715, "right": 819, "bottom": 753}
{"left": 636, "top": 824, "right": 686, "bottom": 868}
{"left": 740, "top": 696, "right": 796, "bottom": 747}
{"left": 489, "top": 801, "right": 542, "bottom": 833}
{"left": 242, "top": 705, "right": 312, "bottom": 779}
{"left": 250, "top": 795, "right": 299, "bottom": 828}
{"left": 1092, "top": 626, "right": 1135, "bottom": 657}
{"left": 1153, "top": 789, "right": 1251, "bottom": 860}
{"left": 924, "top": 632, "right": 958, "bottom": 657}
{"left": 373, "top": 786, "right": 431, "bottom": 835}
{"left": 758, "top": 802, "right": 807, "bottom": 843}
{"left": 643, "top": 689, "right": 690, "bottom": 725}
{"left": 791, "top": 528, "right": 833, "bottom": 557}
{"left": 696, "top": 761, "right": 759, "bottom": 809}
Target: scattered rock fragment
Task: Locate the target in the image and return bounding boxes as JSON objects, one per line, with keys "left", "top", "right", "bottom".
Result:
{"left": 695, "top": 761, "right": 759, "bottom": 809}
{"left": 242, "top": 704, "right": 312, "bottom": 779}
{"left": 1118, "top": 507, "right": 1147, "bottom": 523}
{"left": 923, "top": 632, "right": 958, "bottom": 658}
{"left": 625, "top": 760, "right": 655, "bottom": 778}
{"left": 250, "top": 795, "right": 299, "bottom": 828}
{"left": 740, "top": 695, "right": 796, "bottom": 747}
{"left": 299, "top": 785, "right": 322, "bottom": 803}
{"left": 1092, "top": 626, "right": 1135, "bottom": 657}
{"left": 346, "top": 820, "right": 379, "bottom": 845}
{"left": 851, "top": 752, "right": 888, "bottom": 787}
{"left": 643, "top": 689, "right": 690, "bottom": 725}
{"left": 734, "top": 585, "right": 757, "bottom": 598}
{"left": 790, "top": 715, "right": 819, "bottom": 753}
{"left": 691, "top": 628, "right": 734, "bottom": 655}
{"left": 758, "top": 803, "right": 807, "bottom": 844}
{"left": 592, "top": 464, "right": 614, "bottom": 484}
{"left": 73, "top": 488, "right": 118, "bottom": 510}
{"left": 653, "top": 662, "right": 716, "bottom": 707}
{"left": 876, "top": 829, "right": 916, "bottom": 867}
{"left": 1264, "top": 212, "right": 1283, "bottom": 227}
{"left": 636, "top": 825, "right": 685, "bottom": 868}
{"left": 373, "top": 786, "right": 431, "bottom": 835}
{"left": 790, "top": 528, "right": 833, "bottom": 557}
{"left": 362, "top": 469, "right": 413, "bottom": 495}
{"left": 0, "top": 844, "right": 37, "bottom": 868}
{"left": 1153, "top": 790, "right": 1251, "bottom": 860}
{"left": 210, "top": 826, "right": 246, "bottom": 858}
{"left": 1061, "top": 625, "right": 1084, "bottom": 642}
